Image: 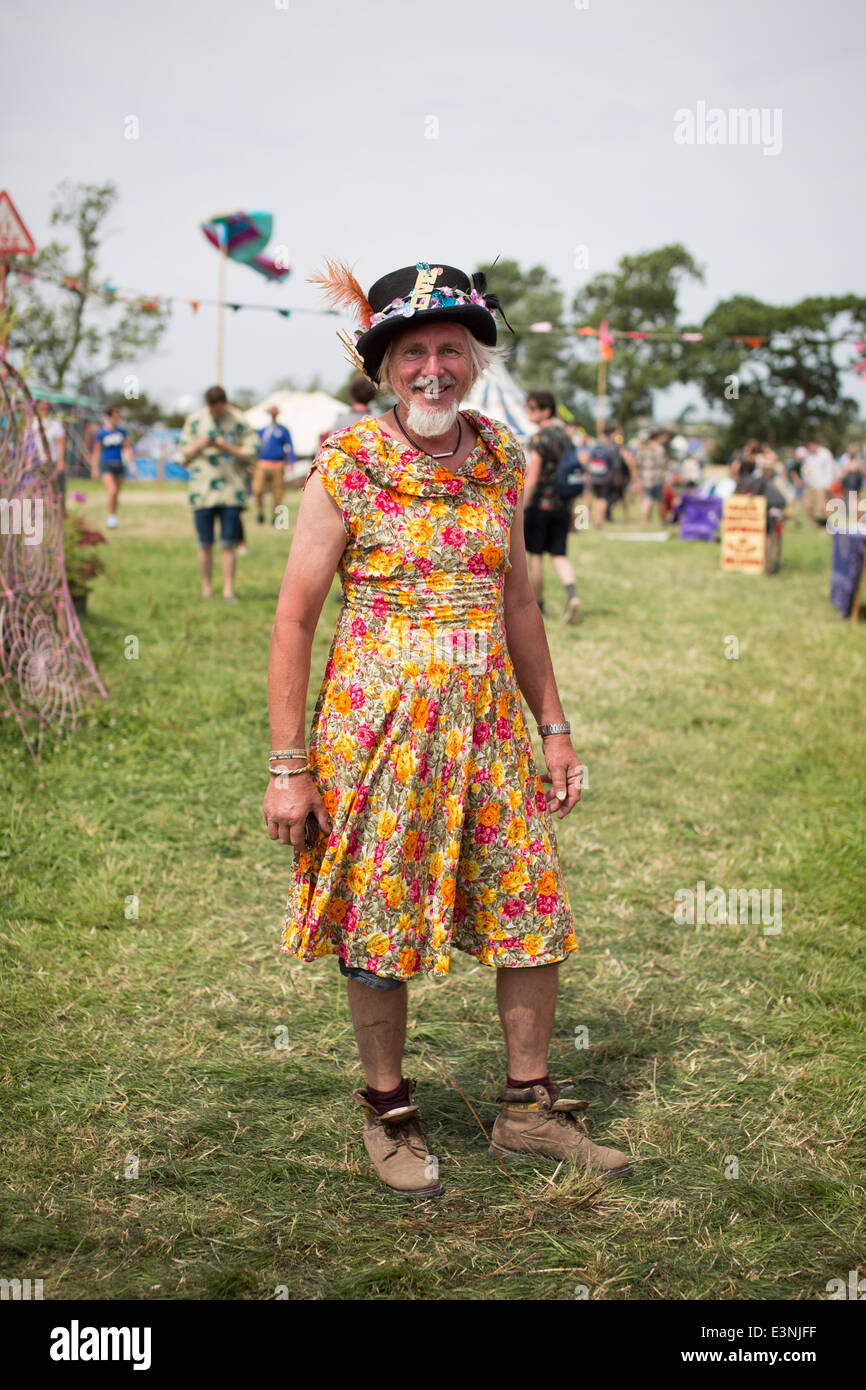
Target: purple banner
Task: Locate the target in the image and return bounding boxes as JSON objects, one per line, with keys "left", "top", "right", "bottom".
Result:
{"left": 679, "top": 494, "right": 723, "bottom": 541}
{"left": 830, "top": 532, "right": 865, "bottom": 618}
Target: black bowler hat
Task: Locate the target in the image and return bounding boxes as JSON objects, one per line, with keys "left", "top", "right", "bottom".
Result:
{"left": 310, "top": 259, "right": 508, "bottom": 384}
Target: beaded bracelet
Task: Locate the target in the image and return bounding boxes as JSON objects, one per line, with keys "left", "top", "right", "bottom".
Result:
{"left": 269, "top": 764, "right": 310, "bottom": 778}
{"left": 270, "top": 748, "right": 307, "bottom": 760}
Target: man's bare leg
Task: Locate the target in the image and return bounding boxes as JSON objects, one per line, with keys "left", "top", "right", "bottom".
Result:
{"left": 496, "top": 962, "right": 559, "bottom": 1079}
{"left": 527, "top": 553, "right": 544, "bottom": 606}
{"left": 198, "top": 545, "right": 213, "bottom": 597}
{"left": 550, "top": 555, "right": 576, "bottom": 590}
{"left": 220, "top": 545, "right": 237, "bottom": 599}
{"left": 347, "top": 980, "right": 407, "bottom": 1090}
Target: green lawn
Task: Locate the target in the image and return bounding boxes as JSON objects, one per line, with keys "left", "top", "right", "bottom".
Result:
{"left": 1, "top": 480, "right": 864, "bottom": 1300}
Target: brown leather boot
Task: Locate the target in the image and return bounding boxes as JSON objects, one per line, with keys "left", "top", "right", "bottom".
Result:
{"left": 353, "top": 1080, "right": 444, "bottom": 1201}
{"left": 490, "top": 1084, "right": 632, "bottom": 1179}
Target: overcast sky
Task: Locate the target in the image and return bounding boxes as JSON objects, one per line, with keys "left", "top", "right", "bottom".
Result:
{"left": 4, "top": 0, "right": 864, "bottom": 412}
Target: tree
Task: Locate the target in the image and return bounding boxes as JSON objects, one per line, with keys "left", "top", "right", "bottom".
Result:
{"left": 690, "top": 294, "right": 866, "bottom": 458}
{"left": 566, "top": 244, "right": 704, "bottom": 428}
{"left": 7, "top": 180, "right": 170, "bottom": 392}
{"left": 475, "top": 259, "right": 569, "bottom": 393}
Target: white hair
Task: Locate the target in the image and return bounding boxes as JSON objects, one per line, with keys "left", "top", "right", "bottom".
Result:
{"left": 377, "top": 325, "right": 508, "bottom": 395}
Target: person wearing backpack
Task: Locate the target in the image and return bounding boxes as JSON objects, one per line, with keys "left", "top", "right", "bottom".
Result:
{"left": 523, "top": 391, "right": 582, "bottom": 624}
{"left": 586, "top": 422, "right": 623, "bottom": 528}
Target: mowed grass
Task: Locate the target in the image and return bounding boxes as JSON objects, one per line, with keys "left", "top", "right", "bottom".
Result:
{"left": 1, "top": 479, "right": 864, "bottom": 1302}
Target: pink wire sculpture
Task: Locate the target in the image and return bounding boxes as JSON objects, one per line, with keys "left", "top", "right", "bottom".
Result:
{"left": 0, "top": 362, "right": 107, "bottom": 759}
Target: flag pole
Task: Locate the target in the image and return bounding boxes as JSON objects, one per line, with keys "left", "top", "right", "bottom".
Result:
{"left": 1, "top": 254, "right": 8, "bottom": 365}
{"left": 596, "top": 355, "right": 606, "bottom": 436}
{"left": 215, "top": 238, "right": 227, "bottom": 385}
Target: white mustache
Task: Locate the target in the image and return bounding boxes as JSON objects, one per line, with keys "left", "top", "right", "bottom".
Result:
{"left": 410, "top": 373, "right": 457, "bottom": 400}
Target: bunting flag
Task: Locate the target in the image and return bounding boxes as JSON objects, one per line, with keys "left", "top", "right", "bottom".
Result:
{"left": 6, "top": 262, "right": 327, "bottom": 320}
{"left": 6, "top": 259, "right": 865, "bottom": 354}
{"left": 599, "top": 319, "right": 614, "bottom": 362}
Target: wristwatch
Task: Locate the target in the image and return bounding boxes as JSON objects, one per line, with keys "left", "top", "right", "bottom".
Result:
{"left": 538, "top": 721, "right": 571, "bottom": 738}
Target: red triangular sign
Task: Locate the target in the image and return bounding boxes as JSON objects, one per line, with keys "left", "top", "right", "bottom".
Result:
{"left": 0, "top": 191, "right": 36, "bottom": 255}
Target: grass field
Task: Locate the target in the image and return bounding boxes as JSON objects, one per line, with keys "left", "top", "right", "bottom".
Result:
{"left": 1, "top": 479, "right": 864, "bottom": 1301}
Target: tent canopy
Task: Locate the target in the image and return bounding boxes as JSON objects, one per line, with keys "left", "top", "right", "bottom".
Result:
{"left": 464, "top": 359, "right": 533, "bottom": 442}
{"left": 245, "top": 389, "right": 347, "bottom": 458}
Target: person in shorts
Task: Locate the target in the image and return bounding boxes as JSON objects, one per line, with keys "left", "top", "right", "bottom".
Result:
{"left": 90, "top": 405, "right": 136, "bottom": 529}
{"left": 35, "top": 399, "right": 67, "bottom": 514}
{"left": 179, "top": 386, "right": 260, "bottom": 602}
{"left": 636, "top": 429, "right": 670, "bottom": 526}
{"left": 523, "top": 391, "right": 581, "bottom": 623}
{"left": 586, "top": 423, "right": 622, "bottom": 528}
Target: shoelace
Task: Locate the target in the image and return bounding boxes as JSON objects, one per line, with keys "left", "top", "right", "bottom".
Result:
{"left": 380, "top": 1118, "right": 427, "bottom": 1161}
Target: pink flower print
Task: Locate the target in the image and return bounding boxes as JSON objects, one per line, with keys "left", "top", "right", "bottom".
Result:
{"left": 443, "top": 476, "right": 462, "bottom": 495}
{"left": 474, "top": 823, "right": 498, "bottom": 846}
{"left": 536, "top": 893, "right": 557, "bottom": 915}
{"left": 505, "top": 486, "right": 517, "bottom": 505}
{"left": 530, "top": 838, "right": 544, "bottom": 853}
{"left": 502, "top": 898, "right": 525, "bottom": 920}
{"left": 409, "top": 877, "right": 421, "bottom": 905}
{"left": 534, "top": 790, "right": 546, "bottom": 813}
{"left": 467, "top": 552, "right": 489, "bottom": 576}
{"left": 354, "top": 785, "right": 369, "bottom": 813}
{"left": 418, "top": 751, "right": 430, "bottom": 782}
{"left": 473, "top": 721, "right": 491, "bottom": 747}
{"left": 347, "top": 829, "right": 361, "bottom": 856}
{"left": 352, "top": 447, "right": 371, "bottom": 465}
{"left": 424, "top": 701, "right": 439, "bottom": 733}
{"left": 357, "top": 724, "right": 377, "bottom": 749}
{"left": 496, "top": 717, "right": 511, "bottom": 740}
{"left": 414, "top": 831, "right": 427, "bottom": 861}
{"left": 374, "top": 840, "right": 386, "bottom": 866}
{"left": 348, "top": 684, "right": 366, "bottom": 709}
{"left": 474, "top": 766, "right": 491, "bottom": 783}
{"left": 344, "top": 905, "right": 358, "bottom": 931}
{"left": 371, "top": 595, "right": 389, "bottom": 619}
{"left": 442, "top": 525, "right": 466, "bottom": 547}
{"left": 350, "top": 616, "right": 368, "bottom": 639}
{"left": 344, "top": 468, "right": 367, "bottom": 491}
{"left": 374, "top": 490, "right": 402, "bottom": 516}
{"left": 414, "top": 556, "right": 433, "bottom": 576}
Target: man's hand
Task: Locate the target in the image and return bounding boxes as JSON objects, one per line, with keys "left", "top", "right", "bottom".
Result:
{"left": 538, "top": 734, "right": 584, "bottom": 819}
{"left": 263, "top": 772, "right": 332, "bottom": 851}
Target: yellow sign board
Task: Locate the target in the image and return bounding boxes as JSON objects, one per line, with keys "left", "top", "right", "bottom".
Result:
{"left": 721, "top": 494, "right": 767, "bottom": 573}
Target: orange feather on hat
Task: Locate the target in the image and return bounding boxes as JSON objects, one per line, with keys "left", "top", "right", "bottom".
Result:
{"left": 308, "top": 258, "right": 373, "bottom": 329}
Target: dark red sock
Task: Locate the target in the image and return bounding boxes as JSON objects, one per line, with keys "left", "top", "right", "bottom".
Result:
{"left": 507, "top": 1072, "right": 552, "bottom": 1092}
{"left": 366, "top": 1078, "right": 411, "bottom": 1114}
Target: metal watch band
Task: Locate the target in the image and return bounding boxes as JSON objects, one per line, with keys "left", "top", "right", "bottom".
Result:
{"left": 538, "top": 721, "right": 571, "bottom": 738}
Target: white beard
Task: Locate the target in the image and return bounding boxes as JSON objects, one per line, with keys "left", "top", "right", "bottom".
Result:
{"left": 404, "top": 397, "right": 459, "bottom": 437}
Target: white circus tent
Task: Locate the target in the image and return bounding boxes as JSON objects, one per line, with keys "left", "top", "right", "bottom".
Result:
{"left": 244, "top": 389, "right": 347, "bottom": 459}
{"left": 464, "top": 359, "right": 533, "bottom": 442}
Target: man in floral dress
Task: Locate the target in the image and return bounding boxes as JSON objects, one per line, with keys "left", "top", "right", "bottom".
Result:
{"left": 263, "top": 263, "right": 632, "bottom": 1199}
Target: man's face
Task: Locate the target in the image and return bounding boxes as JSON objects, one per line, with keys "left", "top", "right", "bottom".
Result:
{"left": 210, "top": 401, "right": 228, "bottom": 422}
{"left": 389, "top": 322, "right": 473, "bottom": 414}
{"left": 36, "top": 400, "right": 49, "bottom": 418}
{"left": 268, "top": 408, "right": 279, "bottom": 422}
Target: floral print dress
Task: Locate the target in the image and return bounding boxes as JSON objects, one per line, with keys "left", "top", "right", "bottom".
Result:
{"left": 280, "top": 410, "right": 577, "bottom": 980}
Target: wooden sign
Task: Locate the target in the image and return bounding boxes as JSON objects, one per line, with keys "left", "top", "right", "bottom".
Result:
{"left": 721, "top": 494, "right": 767, "bottom": 573}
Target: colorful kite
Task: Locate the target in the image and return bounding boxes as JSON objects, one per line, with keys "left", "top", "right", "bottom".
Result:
{"left": 201, "top": 211, "right": 290, "bottom": 282}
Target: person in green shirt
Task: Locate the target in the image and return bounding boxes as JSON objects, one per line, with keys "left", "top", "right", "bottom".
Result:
{"left": 179, "top": 385, "right": 260, "bottom": 602}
